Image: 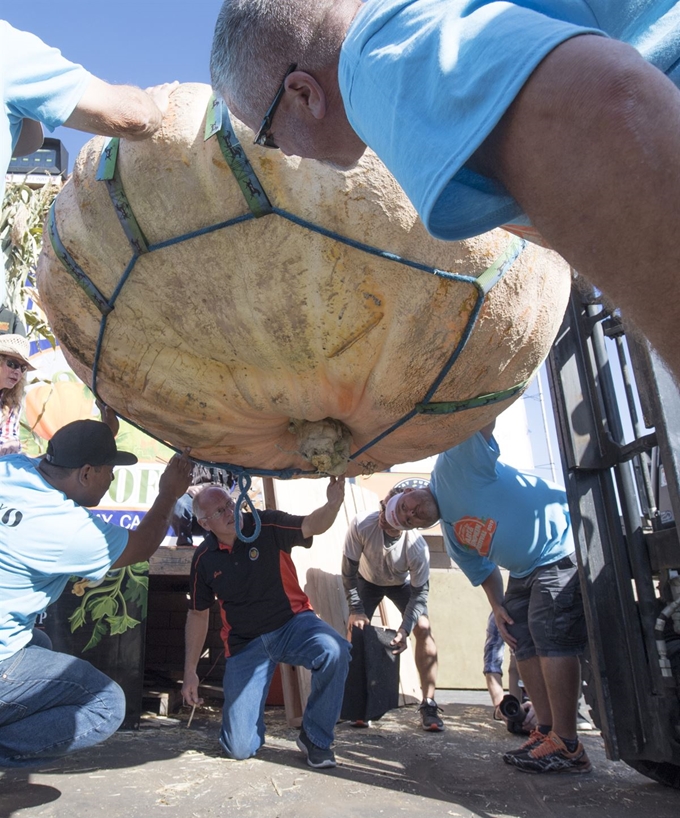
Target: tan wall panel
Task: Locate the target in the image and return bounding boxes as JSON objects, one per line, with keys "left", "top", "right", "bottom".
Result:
{"left": 428, "top": 568, "right": 510, "bottom": 690}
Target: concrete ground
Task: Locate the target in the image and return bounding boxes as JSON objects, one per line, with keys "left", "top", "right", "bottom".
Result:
{"left": 1, "top": 692, "right": 679, "bottom": 818}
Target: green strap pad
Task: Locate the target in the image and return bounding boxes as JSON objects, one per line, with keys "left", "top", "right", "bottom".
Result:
{"left": 205, "top": 96, "right": 272, "bottom": 218}
{"left": 96, "top": 137, "right": 149, "bottom": 254}
{"left": 48, "top": 202, "right": 113, "bottom": 316}
{"left": 475, "top": 235, "right": 524, "bottom": 295}
{"left": 415, "top": 379, "right": 529, "bottom": 415}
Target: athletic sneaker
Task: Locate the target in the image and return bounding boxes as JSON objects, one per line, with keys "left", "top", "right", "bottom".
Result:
{"left": 502, "top": 728, "right": 549, "bottom": 763}
{"left": 419, "top": 698, "right": 445, "bottom": 732}
{"left": 296, "top": 728, "right": 337, "bottom": 769}
{"left": 507, "top": 731, "right": 592, "bottom": 774}
{"left": 350, "top": 719, "right": 371, "bottom": 728}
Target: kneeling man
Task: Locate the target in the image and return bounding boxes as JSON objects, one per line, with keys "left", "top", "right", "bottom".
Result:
{"left": 182, "top": 478, "right": 350, "bottom": 769}
{"left": 0, "top": 419, "right": 192, "bottom": 767}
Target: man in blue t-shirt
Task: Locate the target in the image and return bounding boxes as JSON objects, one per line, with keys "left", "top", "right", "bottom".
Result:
{"left": 0, "top": 19, "right": 179, "bottom": 307}
{"left": 379, "top": 422, "right": 590, "bottom": 774}
{"left": 0, "top": 20, "right": 179, "bottom": 203}
{"left": 210, "top": 0, "right": 680, "bottom": 386}
{"left": 0, "top": 419, "right": 192, "bottom": 767}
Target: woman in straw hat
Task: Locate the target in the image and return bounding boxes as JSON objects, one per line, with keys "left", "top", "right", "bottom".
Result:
{"left": 0, "top": 334, "right": 35, "bottom": 455}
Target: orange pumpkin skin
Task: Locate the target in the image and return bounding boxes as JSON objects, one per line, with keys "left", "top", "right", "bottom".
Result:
{"left": 36, "top": 83, "right": 570, "bottom": 476}
{"left": 23, "top": 378, "right": 94, "bottom": 440}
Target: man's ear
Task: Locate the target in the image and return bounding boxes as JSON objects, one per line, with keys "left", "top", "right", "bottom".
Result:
{"left": 77, "top": 464, "right": 95, "bottom": 487}
{"left": 286, "top": 71, "right": 327, "bottom": 120}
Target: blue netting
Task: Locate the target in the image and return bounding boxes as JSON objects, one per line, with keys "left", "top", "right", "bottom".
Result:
{"left": 48, "top": 100, "right": 527, "bottom": 542}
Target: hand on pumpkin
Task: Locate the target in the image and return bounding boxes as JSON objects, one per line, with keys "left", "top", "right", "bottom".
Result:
{"left": 326, "top": 475, "right": 345, "bottom": 508}
{"left": 96, "top": 399, "right": 119, "bottom": 436}
{"left": 159, "top": 447, "right": 194, "bottom": 500}
{"left": 145, "top": 81, "right": 180, "bottom": 117}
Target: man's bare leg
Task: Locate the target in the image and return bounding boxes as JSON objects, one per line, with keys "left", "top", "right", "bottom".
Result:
{"left": 413, "top": 616, "right": 438, "bottom": 701}
{"left": 485, "top": 670, "right": 505, "bottom": 710}
{"left": 539, "top": 655, "right": 581, "bottom": 741}
{"left": 516, "top": 656, "right": 551, "bottom": 728}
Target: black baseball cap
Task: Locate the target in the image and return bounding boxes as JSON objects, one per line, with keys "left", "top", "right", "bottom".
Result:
{"left": 44, "top": 420, "right": 138, "bottom": 468}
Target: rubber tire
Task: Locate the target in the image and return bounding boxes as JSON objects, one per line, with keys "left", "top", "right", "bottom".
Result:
{"left": 581, "top": 652, "right": 680, "bottom": 789}
{"left": 624, "top": 759, "right": 680, "bottom": 789}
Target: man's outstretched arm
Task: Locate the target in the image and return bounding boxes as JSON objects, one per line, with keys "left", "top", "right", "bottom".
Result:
{"left": 301, "top": 476, "right": 345, "bottom": 538}
{"left": 63, "top": 77, "right": 179, "bottom": 140}
{"left": 475, "top": 34, "right": 680, "bottom": 379}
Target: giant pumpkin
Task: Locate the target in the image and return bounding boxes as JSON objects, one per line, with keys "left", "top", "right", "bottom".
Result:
{"left": 36, "top": 83, "right": 570, "bottom": 476}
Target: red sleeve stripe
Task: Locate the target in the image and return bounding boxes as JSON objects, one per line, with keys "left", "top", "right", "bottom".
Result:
{"left": 279, "top": 551, "right": 313, "bottom": 615}
{"left": 261, "top": 522, "right": 305, "bottom": 532}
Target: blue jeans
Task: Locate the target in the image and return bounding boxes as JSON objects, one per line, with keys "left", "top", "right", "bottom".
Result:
{"left": 483, "top": 611, "right": 505, "bottom": 675}
{"left": 220, "top": 611, "right": 351, "bottom": 760}
{"left": 0, "top": 645, "right": 126, "bottom": 768}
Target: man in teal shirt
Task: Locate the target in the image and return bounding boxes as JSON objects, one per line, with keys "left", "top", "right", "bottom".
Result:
{"left": 381, "top": 422, "right": 589, "bottom": 774}
{"left": 210, "top": 0, "right": 680, "bottom": 394}
{"left": 0, "top": 420, "right": 192, "bottom": 767}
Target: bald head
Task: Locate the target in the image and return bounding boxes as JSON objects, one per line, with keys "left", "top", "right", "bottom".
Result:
{"left": 192, "top": 485, "right": 232, "bottom": 520}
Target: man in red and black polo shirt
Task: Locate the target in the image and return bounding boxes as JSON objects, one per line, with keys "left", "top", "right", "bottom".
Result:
{"left": 182, "top": 479, "right": 350, "bottom": 769}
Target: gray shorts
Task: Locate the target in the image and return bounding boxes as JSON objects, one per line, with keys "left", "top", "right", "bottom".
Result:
{"left": 503, "top": 553, "right": 587, "bottom": 661}
{"left": 356, "top": 575, "right": 428, "bottom": 621}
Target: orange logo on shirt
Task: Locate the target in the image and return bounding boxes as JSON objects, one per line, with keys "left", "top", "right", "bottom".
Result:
{"left": 453, "top": 516, "right": 497, "bottom": 556}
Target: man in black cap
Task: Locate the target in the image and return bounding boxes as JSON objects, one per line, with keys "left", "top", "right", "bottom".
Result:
{"left": 0, "top": 419, "right": 192, "bottom": 767}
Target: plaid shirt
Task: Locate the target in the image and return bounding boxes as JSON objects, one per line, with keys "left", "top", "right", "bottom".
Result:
{"left": 0, "top": 406, "right": 21, "bottom": 455}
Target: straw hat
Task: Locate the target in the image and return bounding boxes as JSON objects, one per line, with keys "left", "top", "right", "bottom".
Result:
{"left": 0, "top": 333, "right": 35, "bottom": 370}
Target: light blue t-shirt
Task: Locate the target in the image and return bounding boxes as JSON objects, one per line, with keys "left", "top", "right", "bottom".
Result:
{"left": 0, "top": 454, "right": 128, "bottom": 660}
{"left": 0, "top": 20, "right": 91, "bottom": 204}
{"left": 339, "top": 0, "right": 680, "bottom": 241}
{"left": 429, "top": 432, "right": 573, "bottom": 586}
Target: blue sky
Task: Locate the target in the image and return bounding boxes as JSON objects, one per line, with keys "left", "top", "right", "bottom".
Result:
{"left": 5, "top": 0, "right": 223, "bottom": 168}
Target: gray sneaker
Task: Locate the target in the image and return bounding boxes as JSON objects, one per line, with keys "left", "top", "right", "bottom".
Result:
{"left": 419, "top": 698, "right": 445, "bottom": 732}
{"left": 296, "top": 728, "right": 337, "bottom": 769}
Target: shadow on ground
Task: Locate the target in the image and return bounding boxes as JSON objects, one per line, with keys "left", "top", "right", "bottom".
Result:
{"left": 1, "top": 701, "right": 678, "bottom": 818}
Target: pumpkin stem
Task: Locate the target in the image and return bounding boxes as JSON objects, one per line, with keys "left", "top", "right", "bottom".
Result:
{"left": 288, "top": 417, "right": 353, "bottom": 476}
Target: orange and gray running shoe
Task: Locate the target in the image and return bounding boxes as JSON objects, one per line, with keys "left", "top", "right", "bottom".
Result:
{"left": 506, "top": 731, "right": 592, "bottom": 774}
{"left": 502, "top": 728, "right": 549, "bottom": 763}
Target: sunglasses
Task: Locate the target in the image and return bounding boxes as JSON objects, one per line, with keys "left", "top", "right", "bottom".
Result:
{"left": 2, "top": 357, "right": 29, "bottom": 374}
{"left": 253, "top": 63, "right": 297, "bottom": 150}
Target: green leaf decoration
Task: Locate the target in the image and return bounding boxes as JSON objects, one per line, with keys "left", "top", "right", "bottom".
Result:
{"left": 123, "top": 574, "right": 148, "bottom": 609}
{"left": 68, "top": 606, "right": 86, "bottom": 632}
{"left": 82, "top": 619, "right": 108, "bottom": 652}
{"left": 106, "top": 615, "right": 127, "bottom": 636}
{"left": 90, "top": 596, "right": 118, "bottom": 621}
{"left": 106, "top": 613, "right": 140, "bottom": 636}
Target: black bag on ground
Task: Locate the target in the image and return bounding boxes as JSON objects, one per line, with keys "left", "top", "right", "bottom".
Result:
{"left": 341, "top": 624, "right": 400, "bottom": 722}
